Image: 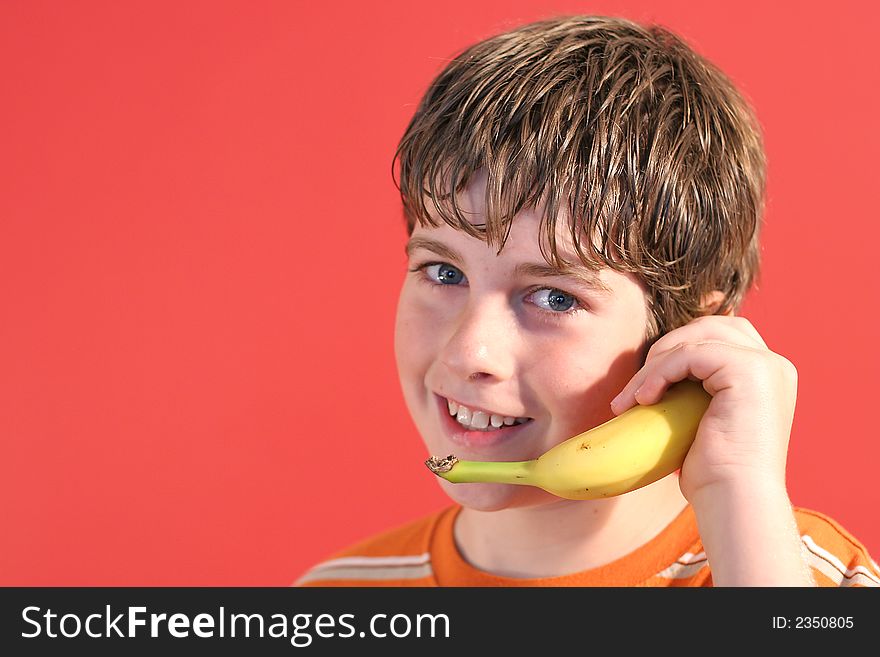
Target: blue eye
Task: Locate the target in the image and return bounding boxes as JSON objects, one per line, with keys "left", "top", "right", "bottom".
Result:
{"left": 531, "top": 288, "right": 577, "bottom": 312}
{"left": 423, "top": 263, "right": 466, "bottom": 285}
{"left": 408, "top": 260, "right": 586, "bottom": 323}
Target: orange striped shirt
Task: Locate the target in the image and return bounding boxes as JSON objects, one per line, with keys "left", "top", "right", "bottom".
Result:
{"left": 295, "top": 504, "right": 880, "bottom": 587}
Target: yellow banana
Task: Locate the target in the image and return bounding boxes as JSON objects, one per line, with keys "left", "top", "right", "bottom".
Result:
{"left": 425, "top": 378, "right": 711, "bottom": 500}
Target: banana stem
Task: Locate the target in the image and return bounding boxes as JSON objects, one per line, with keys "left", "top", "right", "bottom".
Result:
{"left": 425, "top": 455, "right": 535, "bottom": 485}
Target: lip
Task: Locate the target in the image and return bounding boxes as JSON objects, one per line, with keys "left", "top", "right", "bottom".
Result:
{"left": 434, "top": 393, "right": 533, "bottom": 451}
{"left": 441, "top": 394, "right": 529, "bottom": 421}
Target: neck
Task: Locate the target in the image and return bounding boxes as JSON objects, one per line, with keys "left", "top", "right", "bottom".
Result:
{"left": 453, "top": 475, "right": 689, "bottom": 578}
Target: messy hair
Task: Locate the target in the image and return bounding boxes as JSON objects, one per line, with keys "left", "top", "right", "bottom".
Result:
{"left": 393, "top": 15, "right": 765, "bottom": 344}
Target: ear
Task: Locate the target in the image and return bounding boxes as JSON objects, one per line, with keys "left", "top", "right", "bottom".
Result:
{"left": 700, "top": 290, "right": 734, "bottom": 316}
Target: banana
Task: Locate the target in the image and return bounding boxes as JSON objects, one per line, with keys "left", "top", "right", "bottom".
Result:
{"left": 425, "top": 378, "right": 711, "bottom": 500}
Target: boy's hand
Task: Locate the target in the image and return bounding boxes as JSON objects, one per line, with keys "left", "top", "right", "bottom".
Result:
{"left": 609, "top": 315, "right": 798, "bottom": 502}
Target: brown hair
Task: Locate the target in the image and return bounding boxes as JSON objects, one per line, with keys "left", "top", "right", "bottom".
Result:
{"left": 393, "top": 15, "right": 765, "bottom": 345}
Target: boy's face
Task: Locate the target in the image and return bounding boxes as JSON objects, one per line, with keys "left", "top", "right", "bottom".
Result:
{"left": 395, "top": 171, "right": 651, "bottom": 511}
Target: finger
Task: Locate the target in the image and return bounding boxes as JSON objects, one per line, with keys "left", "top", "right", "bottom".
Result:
{"left": 716, "top": 315, "right": 768, "bottom": 348}
{"left": 611, "top": 341, "right": 758, "bottom": 413}
{"left": 644, "top": 315, "right": 767, "bottom": 365}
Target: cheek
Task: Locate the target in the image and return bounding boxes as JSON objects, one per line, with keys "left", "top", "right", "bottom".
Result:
{"left": 394, "top": 285, "right": 444, "bottom": 371}
{"left": 528, "top": 341, "right": 624, "bottom": 432}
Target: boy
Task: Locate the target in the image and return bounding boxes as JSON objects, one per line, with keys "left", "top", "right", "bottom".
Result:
{"left": 296, "top": 15, "right": 879, "bottom": 586}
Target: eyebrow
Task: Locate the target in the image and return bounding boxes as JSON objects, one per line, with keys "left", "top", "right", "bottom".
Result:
{"left": 404, "top": 237, "right": 613, "bottom": 296}
{"left": 405, "top": 237, "right": 460, "bottom": 264}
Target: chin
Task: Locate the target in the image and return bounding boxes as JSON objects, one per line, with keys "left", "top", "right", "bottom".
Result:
{"left": 438, "top": 480, "right": 553, "bottom": 511}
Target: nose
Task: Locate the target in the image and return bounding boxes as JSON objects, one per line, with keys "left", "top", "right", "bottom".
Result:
{"left": 438, "top": 294, "right": 517, "bottom": 382}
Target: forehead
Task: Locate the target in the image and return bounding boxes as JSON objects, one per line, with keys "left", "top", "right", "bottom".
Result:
{"left": 409, "top": 212, "right": 582, "bottom": 266}
{"left": 421, "top": 167, "right": 613, "bottom": 260}
{"left": 415, "top": 174, "right": 614, "bottom": 265}
{"left": 409, "top": 168, "right": 647, "bottom": 294}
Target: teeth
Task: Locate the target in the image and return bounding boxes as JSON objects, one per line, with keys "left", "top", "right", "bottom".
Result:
{"left": 447, "top": 398, "right": 529, "bottom": 431}
{"left": 470, "top": 411, "right": 490, "bottom": 429}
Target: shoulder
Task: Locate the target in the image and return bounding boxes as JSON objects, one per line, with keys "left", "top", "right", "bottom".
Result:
{"left": 792, "top": 507, "right": 880, "bottom": 587}
{"left": 293, "top": 506, "right": 454, "bottom": 587}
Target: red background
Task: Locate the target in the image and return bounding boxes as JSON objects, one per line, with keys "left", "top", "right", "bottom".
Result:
{"left": 1, "top": 0, "right": 877, "bottom": 585}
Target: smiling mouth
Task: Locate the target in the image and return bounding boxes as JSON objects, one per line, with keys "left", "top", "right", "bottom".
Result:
{"left": 443, "top": 397, "right": 532, "bottom": 432}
